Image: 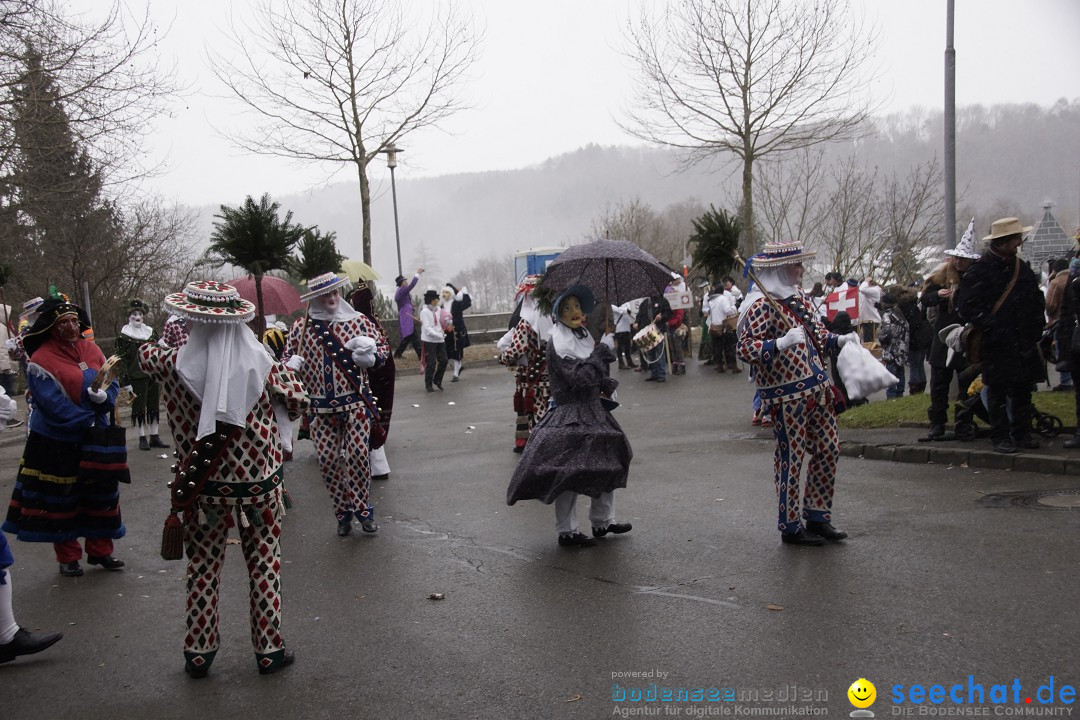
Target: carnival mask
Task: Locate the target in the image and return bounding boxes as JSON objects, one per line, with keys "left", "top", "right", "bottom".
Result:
{"left": 441, "top": 289, "right": 453, "bottom": 303}
{"left": 317, "top": 290, "right": 340, "bottom": 312}
{"left": 128, "top": 310, "right": 145, "bottom": 327}
{"left": 559, "top": 296, "right": 586, "bottom": 329}
{"left": 53, "top": 314, "right": 81, "bottom": 344}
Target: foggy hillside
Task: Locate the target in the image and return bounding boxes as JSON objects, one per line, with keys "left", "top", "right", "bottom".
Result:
{"left": 189, "top": 101, "right": 1080, "bottom": 284}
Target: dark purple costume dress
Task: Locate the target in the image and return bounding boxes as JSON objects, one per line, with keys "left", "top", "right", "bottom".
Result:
{"left": 506, "top": 342, "right": 632, "bottom": 504}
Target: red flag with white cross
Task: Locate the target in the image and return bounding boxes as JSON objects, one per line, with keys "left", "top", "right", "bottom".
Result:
{"left": 825, "top": 286, "right": 860, "bottom": 322}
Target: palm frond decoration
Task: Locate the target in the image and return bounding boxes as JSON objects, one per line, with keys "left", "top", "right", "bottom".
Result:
{"left": 531, "top": 282, "right": 557, "bottom": 317}
{"left": 286, "top": 228, "right": 344, "bottom": 281}
{"left": 687, "top": 206, "right": 742, "bottom": 281}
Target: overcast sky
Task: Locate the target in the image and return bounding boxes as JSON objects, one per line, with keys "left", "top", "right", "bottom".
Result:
{"left": 124, "top": 0, "right": 1080, "bottom": 207}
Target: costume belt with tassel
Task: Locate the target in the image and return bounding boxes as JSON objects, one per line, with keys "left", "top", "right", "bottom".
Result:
{"left": 160, "top": 422, "right": 242, "bottom": 561}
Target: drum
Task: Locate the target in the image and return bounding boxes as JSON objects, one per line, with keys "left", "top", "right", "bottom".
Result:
{"left": 633, "top": 325, "right": 663, "bottom": 352}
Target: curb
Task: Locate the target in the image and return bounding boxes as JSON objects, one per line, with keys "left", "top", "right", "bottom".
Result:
{"left": 839, "top": 440, "right": 1080, "bottom": 476}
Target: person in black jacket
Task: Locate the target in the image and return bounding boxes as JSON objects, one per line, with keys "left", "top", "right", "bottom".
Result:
{"left": 920, "top": 239, "right": 980, "bottom": 439}
{"left": 1057, "top": 258, "right": 1080, "bottom": 448}
{"left": 632, "top": 295, "right": 673, "bottom": 382}
{"left": 957, "top": 218, "right": 1045, "bottom": 454}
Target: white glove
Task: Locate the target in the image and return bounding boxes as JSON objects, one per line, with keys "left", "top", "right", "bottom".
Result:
{"left": 838, "top": 332, "right": 860, "bottom": 348}
{"left": 122, "top": 385, "right": 134, "bottom": 394}
{"left": 496, "top": 330, "right": 514, "bottom": 353}
{"left": 352, "top": 349, "right": 376, "bottom": 368}
{"left": 775, "top": 326, "right": 806, "bottom": 351}
{"left": 345, "top": 336, "right": 376, "bottom": 353}
{"left": 284, "top": 355, "right": 304, "bottom": 371}
{"left": 87, "top": 387, "right": 108, "bottom": 404}
{"left": 4, "top": 338, "right": 15, "bottom": 350}
{"left": 0, "top": 388, "right": 15, "bottom": 425}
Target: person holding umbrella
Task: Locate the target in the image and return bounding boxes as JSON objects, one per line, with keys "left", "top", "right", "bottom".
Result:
{"left": 506, "top": 285, "right": 633, "bottom": 547}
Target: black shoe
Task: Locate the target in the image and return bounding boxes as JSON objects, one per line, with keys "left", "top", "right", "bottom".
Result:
{"left": 337, "top": 519, "right": 352, "bottom": 536}
{"left": 644, "top": 376, "right": 656, "bottom": 382}
{"left": 360, "top": 517, "right": 379, "bottom": 533}
{"left": 780, "top": 529, "right": 826, "bottom": 546}
{"left": 926, "top": 424, "right": 945, "bottom": 440}
{"left": 1064, "top": 434, "right": 1080, "bottom": 449}
{"left": 655, "top": 377, "right": 666, "bottom": 383}
{"left": 184, "top": 662, "right": 210, "bottom": 679}
{"left": 557, "top": 532, "right": 597, "bottom": 547}
{"left": 992, "top": 439, "right": 1017, "bottom": 454}
{"left": 372, "top": 473, "right": 390, "bottom": 481}
{"left": 1013, "top": 434, "right": 1040, "bottom": 450}
{"left": 955, "top": 423, "right": 976, "bottom": 442}
{"left": 0, "top": 628, "right": 63, "bottom": 664}
{"left": 258, "top": 649, "right": 295, "bottom": 675}
{"left": 804, "top": 521, "right": 847, "bottom": 541}
{"left": 435, "top": 383, "right": 443, "bottom": 390}
{"left": 592, "top": 521, "right": 632, "bottom": 538}
{"left": 87, "top": 555, "right": 125, "bottom": 570}
{"left": 512, "top": 445, "right": 524, "bottom": 454}
{"left": 426, "top": 386, "right": 435, "bottom": 393}
{"left": 450, "top": 376, "right": 459, "bottom": 383}
{"left": 139, "top": 436, "right": 150, "bottom": 451}
{"left": 148, "top": 434, "right": 170, "bottom": 449}
{"left": 59, "top": 561, "right": 83, "bottom": 577}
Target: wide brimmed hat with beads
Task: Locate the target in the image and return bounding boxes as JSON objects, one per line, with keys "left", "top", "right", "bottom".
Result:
{"left": 749, "top": 240, "right": 816, "bottom": 268}
{"left": 164, "top": 281, "right": 256, "bottom": 324}
{"left": 300, "top": 272, "right": 352, "bottom": 301}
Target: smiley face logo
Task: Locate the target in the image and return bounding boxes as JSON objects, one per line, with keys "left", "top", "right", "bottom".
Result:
{"left": 848, "top": 678, "right": 876, "bottom": 709}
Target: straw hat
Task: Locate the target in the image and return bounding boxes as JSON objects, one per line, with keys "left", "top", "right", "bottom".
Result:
{"left": 300, "top": 272, "right": 351, "bottom": 302}
{"left": 982, "top": 217, "right": 1032, "bottom": 243}
{"left": 163, "top": 281, "right": 256, "bottom": 324}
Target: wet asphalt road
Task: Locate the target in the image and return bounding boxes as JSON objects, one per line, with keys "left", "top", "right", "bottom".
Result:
{"left": 1, "top": 360, "right": 1078, "bottom": 720}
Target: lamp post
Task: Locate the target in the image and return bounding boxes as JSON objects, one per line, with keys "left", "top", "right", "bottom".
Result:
{"left": 378, "top": 144, "right": 404, "bottom": 277}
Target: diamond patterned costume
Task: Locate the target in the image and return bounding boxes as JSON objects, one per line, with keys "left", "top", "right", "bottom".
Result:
{"left": 737, "top": 291, "right": 842, "bottom": 533}
{"left": 498, "top": 319, "right": 550, "bottom": 451}
{"left": 286, "top": 314, "right": 389, "bottom": 524}
{"left": 140, "top": 343, "right": 309, "bottom": 671}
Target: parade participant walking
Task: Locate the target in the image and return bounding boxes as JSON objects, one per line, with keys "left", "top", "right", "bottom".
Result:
{"left": 393, "top": 269, "right": 424, "bottom": 359}
{"left": 633, "top": 294, "right": 673, "bottom": 382}
{"left": 286, "top": 272, "right": 388, "bottom": 536}
{"left": 498, "top": 276, "right": 552, "bottom": 453}
{"left": 420, "top": 289, "right": 449, "bottom": 392}
{"left": 708, "top": 284, "right": 739, "bottom": 373}
{"left": 958, "top": 217, "right": 1045, "bottom": 454}
{"left": 2, "top": 296, "right": 126, "bottom": 575}
{"left": 507, "top": 285, "right": 633, "bottom": 547}
{"left": 116, "top": 299, "right": 168, "bottom": 451}
{"left": 442, "top": 284, "right": 472, "bottom": 382}
{"left": 140, "top": 280, "right": 309, "bottom": 677}
{"left": 349, "top": 280, "right": 395, "bottom": 480}
{"left": 737, "top": 241, "right": 859, "bottom": 546}
{"left": 0, "top": 384, "right": 63, "bottom": 664}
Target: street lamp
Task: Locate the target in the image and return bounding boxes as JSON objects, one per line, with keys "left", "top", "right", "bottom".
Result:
{"left": 378, "top": 143, "right": 404, "bottom": 277}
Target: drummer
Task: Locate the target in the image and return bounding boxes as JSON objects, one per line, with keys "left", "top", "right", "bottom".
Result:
{"left": 632, "top": 294, "right": 674, "bottom": 382}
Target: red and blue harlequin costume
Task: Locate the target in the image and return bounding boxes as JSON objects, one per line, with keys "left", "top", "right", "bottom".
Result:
{"left": 736, "top": 241, "right": 853, "bottom": 545}
{"left": 142, "top": 280, "right": 310, "bottom": 677}
{"left": 286, "top": 273, "right": 390, "bottom": 536}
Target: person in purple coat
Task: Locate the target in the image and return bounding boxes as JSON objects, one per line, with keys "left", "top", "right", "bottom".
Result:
{"left": 393, "top": 268, "right": 424, "bottom": 359}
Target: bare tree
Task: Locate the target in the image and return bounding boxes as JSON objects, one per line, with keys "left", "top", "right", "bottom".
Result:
{"left": 754, "top": 147, "right": 827, "bottom": 248}
{"left": 208, "top": 0, "right": 480, "bottom": 266}
{"left": 0, "top": 0, "right": 177, "bottom": 185}
{"left": 621, "top": 0, "right": 879, "bottom": 253}
{"left": 450, "top": 253, "right": 514, "bottom": 314}
{"left": 808, "top": 154, "right": 880, "bottom": 278}
{"left": 876, "top": 157, "right": 946, "bottom": 284}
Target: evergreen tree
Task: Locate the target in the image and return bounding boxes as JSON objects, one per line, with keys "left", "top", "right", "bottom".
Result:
{"left": 6, "top": 47, "right": 123, "bottom": 324}
{"left": 207, "top": 193, "right": 305, "bottom": 336}
{"left": 688, "top": 206, "right": 742, "bottom": 282}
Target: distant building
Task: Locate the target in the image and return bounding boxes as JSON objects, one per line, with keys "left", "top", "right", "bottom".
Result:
{"left": 1024, "top": 204, "right": 1074, "bottom": 272}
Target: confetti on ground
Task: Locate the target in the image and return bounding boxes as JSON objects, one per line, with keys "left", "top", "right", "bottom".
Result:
{"left": 447, "top": 401, "right": 455, "bottom": 406}
{"left": 468, "top": 425, "right": 476, "bottom": 430}
{"left": 428, "top": 593, "right": 445, "bottom": 601}
{"left": 158, "top": 454, "right": 169, "bottom": 459}
{"left": 566, "top": 695, "right": 583, "bottom": 703}
{"left": 767, "top": 604, "right": 784, "bottom": 612}
{"left": 412, "top": 403, "right": 420, "bottom": 408}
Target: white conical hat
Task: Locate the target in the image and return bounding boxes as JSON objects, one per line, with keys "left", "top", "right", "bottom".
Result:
{"left": 944, "top": 218, "right": 980, "bottom": 260}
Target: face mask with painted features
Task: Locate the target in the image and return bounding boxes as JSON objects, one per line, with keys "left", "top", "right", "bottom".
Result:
{"left": 441, "top": 289, "right": 453, "bottom": 304}
{"left": 559, "top": 296, "right": 585, "bottom": 328}
{"left": 317, "top": 290, "right": 340, "bottom": 313}
{"left": 52, "top": 314, "right": 81, "bottom": 344}
{"left": 128, "top": 310, "right": 145, "bottom": 328}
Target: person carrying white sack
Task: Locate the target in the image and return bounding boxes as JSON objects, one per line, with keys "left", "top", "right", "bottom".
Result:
{"left": 736, "top": 240, "right": 860, "bottom": 547}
